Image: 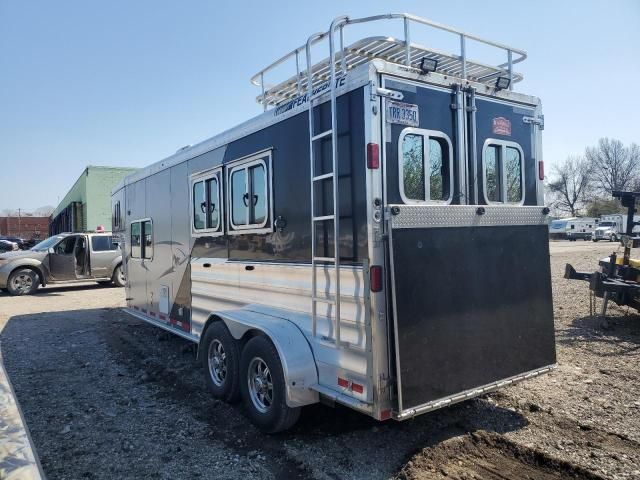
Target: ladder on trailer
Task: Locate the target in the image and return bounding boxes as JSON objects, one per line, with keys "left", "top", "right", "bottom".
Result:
{"left": 307, "top": 17, "right": 346, "bottom": 344}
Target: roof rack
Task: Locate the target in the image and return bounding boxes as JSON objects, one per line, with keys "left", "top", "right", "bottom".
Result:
{"left": 251, "top": 13, "right": 527, "bottom": 109}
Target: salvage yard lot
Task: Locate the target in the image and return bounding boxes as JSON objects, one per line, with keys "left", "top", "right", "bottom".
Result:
{"left": 0, "top": 241, "right": 639, "bottom": 479}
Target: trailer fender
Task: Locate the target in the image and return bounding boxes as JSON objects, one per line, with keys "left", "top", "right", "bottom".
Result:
{"left": 202, "top": 309, "right": 319, "bottom": 408}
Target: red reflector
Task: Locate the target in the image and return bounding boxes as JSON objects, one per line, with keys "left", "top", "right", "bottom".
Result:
{"left": 538, "top": 160, "right": 544, "bottom": 180}
{"left": 337, "top": 377, "right": 349, "bottom": 388}
{"left": 380, "top": 409, "right": 392, "bottom": 421}
{"left": 370, "top": 265, "right": 383, "bottom": 292}
{"left": 367, "top": 143, "right": 379, "bottom": 169}
{"left": 351, "top": 382, "right": 364, "bottom": 394}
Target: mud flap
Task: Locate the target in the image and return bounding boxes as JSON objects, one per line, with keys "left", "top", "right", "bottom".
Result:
{"left": 388, "top": 205, "right": 556, "bottom": 413}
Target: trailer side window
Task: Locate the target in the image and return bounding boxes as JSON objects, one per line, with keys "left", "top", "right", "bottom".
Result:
{"left": 143, "top": 220, "right": 153, "bottom": 259}
{"left": 130, "top": 220, "right": 152, "bottom": 259}
{"left": 483, "top": 141, "right": 524, "bottom": 204}
{"left": 193, "top": 181, "right": 206, "bottom": 229}
{"left": 112, "top": 201, "right": 122, "bottom": 231}
{"left": 131, "top": 222, "right": 141, "bottom": 258}
{"left": 191, "top": 169, "right": 223, "bottom": 236}
{"left": 399, "top": 129, "right": 452, "bottom": 204}
{"left": 227, "top": 151, "right": 272, "bottom": 234}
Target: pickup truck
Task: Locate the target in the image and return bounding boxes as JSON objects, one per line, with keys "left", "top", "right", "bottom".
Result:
{"left": 0, "top": 232, "right": 124, "bottom": 295}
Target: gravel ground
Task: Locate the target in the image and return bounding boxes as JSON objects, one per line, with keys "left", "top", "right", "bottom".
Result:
{"left": 0, "top": 241, "right": 639, "bottom": 479}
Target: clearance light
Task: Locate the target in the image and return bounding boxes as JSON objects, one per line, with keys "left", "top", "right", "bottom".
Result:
{"left": 367, "top": 143, "right": 380, "bottom": 169}
{"left": 419, "top": 57, "right": 438, "bottom": 74}
{"left": 538, "top": 160, "right": 545, "bottom": 180}
{"left": 495, "top": 76, "right": 511, "bottom": 91}
{"left": 370, "top": 265, "right": 383, "bottom": 292}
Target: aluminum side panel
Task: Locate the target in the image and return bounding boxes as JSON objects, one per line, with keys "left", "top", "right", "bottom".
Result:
{"left": 190, "top": 260, "right": 371, "bottom": 401}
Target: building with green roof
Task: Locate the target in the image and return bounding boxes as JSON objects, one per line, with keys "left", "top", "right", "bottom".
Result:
{"left": 50, "top": 166, "right": 138, "bottom": 234}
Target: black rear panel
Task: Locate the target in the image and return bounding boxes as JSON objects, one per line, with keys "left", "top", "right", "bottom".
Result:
{"left": 391, "top": 224, "right": 555, "bottom": 409}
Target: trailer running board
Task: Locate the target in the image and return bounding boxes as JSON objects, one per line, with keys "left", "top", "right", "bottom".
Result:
{"left": 394, "top": 364, "right": 556, "bottom": 420}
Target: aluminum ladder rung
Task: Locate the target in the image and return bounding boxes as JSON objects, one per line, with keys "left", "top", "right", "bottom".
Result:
{"left": 313, "top": 256, "right": 336, "bottom": 263}
{"left": 311, "top": 129, "right": 333, "bottom": 141}
{"left": 308, "top": 28, "right": 341, "bottom": 343}
{"left": 312, "top": 172, "right": 334, "bottom": 181}
{"left": 312, "top": 295, "right": 336, "bottom": 305}
{"left": 312, "top": 214, "right": 334, "bottom": 221}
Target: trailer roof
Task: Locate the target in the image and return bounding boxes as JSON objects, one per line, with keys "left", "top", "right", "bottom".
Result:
{"left": 252, "top": 13, "right": 526, "bottom": 109}
{"left": 255, "top": 36, "right": 524, "bottom": 109}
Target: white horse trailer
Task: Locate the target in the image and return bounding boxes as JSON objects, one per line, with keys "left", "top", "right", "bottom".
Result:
{"left": 112, "top": 13, "right": 556, "bottom": 432}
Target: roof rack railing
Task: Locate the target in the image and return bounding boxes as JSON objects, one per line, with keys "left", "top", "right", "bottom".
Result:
{"left": 251, "top": 13, "right": 527, "bottom": 110}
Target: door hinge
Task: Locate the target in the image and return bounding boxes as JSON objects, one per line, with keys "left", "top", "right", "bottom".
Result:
{"left": 374, "top": 87, "right": 404, "bottom": 101}
{"left": 523, "top": 115, "right": 545, "bottom": 130}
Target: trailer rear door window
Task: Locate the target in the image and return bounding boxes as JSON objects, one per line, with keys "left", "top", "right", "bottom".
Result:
{"left": 227, "top": 151, "right": 273, "bottom": 234}
{"left": 485, "top": 145, "right": 500, "bottom": 202}
{"left": 399, "top": 128, "right": 452, "bottom": 204}
{"left": 505, "top": 147, "right": 523, "bottom": 203}
{"left": 483, "top": 140, "right": 524, "bottom": 204}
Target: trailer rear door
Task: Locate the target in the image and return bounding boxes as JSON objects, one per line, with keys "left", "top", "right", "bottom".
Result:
{"left": 381, "top": 77, "right": 555, "bottom": 416}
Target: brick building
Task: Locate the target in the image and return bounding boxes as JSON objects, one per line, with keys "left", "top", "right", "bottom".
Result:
{"left": 0, "top": 215, "right": 50, "bottom": 240}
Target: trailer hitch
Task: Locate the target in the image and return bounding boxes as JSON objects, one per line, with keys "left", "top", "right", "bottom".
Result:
{"left": 564, "top": 264, "right": 591, "bottom": 281}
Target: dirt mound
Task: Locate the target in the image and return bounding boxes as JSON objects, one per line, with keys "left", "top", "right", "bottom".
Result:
{"left": 397, "top": 430, "right": 605, "bottom": 480}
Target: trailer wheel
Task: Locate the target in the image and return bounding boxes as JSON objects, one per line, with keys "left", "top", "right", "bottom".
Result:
{"left": 240, "top": 336, "right": 301, "bottom": 433}
{"left": 201, "top": 322, "right": 240, "bottom": 403}
{"left": 112, "top": 264, "right": 126, "bottom": 287}
{"left": 7, "top": 268, "right": 39, "bottom": 296}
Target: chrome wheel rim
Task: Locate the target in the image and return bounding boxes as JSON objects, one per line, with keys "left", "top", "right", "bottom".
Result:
{"left": 248, "top": 357, "right": 273, "bottom": 413}
{"left": 10, "top": 273, "right": 33, "bottom": 293}
{"left": 117, "top": 267, "right": 126, "bottom": 284}
{"left": 208, "top": 340, "right": 226, "bottom": 387}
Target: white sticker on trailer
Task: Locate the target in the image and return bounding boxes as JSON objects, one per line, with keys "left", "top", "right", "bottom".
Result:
{"left": 386, "top": 100, "right": 419, "bottom": 127}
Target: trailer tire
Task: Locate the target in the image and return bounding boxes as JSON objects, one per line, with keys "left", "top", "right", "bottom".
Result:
{"left": 112, "top": 264, "right": 126, "bottom": 288}
{"left": 201, "top": 322, "right": 241, "bottom": 403}
{"left": 7, "top": 268, "right": 39, "bottom": 296}
{"left": 240, "top": 336, "right": 301, "bottom": 433}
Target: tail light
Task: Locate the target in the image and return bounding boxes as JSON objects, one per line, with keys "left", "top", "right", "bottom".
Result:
{"left": 538, "top": 160, "right": 544, "bottom": 180}
{"left": 367, "top": 143, "right": 379, "bottom": 169}
{"left": 370, "top": 265, "right": 383, "bottom": 292}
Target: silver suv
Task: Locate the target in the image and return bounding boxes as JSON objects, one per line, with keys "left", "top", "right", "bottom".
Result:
{"left": 0, "top": 232, "right": 124, "bottom": 295}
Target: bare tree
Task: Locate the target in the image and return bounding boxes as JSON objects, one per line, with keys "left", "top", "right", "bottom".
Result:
{"left": 547, "top": 155, "right": 592, "bottom": 216}
{"left": 586, "top": 138, "right": 640, "bottom": 194}
{"left": 34, "top": 205, "right": 55, "bottom": 217}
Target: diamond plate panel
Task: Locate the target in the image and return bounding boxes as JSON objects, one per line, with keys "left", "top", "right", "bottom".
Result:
{"left": 389, "top": 205, "right": 550, "bottom": 229}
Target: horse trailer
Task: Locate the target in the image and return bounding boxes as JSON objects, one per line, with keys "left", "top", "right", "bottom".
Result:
{"left": 112, "top": 13, "right": 556, "bottom": 432}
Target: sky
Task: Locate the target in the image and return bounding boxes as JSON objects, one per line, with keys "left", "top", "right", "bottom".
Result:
{"left": 0, "top": 0, "right": 639, "bottom": 211}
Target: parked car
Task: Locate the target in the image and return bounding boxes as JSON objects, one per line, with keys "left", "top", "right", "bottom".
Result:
{"left": 0, "top": 236, "right": 27, "bottom": 249}
{"left": 0, "top": 232, "right": 124, "bottom": 295}
{"left": 0, "top": 240, "right": 19, "bottom": 252}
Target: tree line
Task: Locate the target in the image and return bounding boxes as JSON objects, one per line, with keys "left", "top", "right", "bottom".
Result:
{"left": 547, "top": 138, "right": 640, "bottom": 217}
